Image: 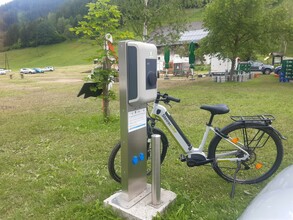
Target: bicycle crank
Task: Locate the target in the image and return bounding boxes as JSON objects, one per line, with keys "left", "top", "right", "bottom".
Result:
{"left": 181, "top": 154, "right": 214, "bottom": 167}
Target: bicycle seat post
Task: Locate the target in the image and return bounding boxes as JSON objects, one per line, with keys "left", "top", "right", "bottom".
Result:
{"left": 207, "top": 114, "right": 215, "bottom": 126}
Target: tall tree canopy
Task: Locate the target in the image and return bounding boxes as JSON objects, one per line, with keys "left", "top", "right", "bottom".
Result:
{"left": 1, "top": 0, "right": 93, "bottom": 49}
{"left": 112, "top": 0, "right": 187, "bottom": 44}
{"left": 200, "top": 0, "right": 293, "bottom": 77}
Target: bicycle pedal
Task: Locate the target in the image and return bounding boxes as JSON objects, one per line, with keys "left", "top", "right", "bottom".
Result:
{"left": 179, "top": 154, "right": 186, "bottom": 162}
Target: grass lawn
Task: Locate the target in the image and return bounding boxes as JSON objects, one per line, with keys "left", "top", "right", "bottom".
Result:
{"left": 0, "top": 40, "right": 98, "bottom": 71}
{"left": 0, "top": 69, "right": 293, "bottom": 219}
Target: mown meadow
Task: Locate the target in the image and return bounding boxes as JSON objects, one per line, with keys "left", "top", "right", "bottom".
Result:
{"left": 1, "top": 69, "right": 292, "bottom": 219}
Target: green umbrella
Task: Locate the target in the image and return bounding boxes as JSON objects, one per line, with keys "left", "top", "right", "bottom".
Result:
{"left": 164, "top": 47, "right": 170, "bottom": 69}
{"left": 189, "top": 42, "right": 196, "bottom": 69}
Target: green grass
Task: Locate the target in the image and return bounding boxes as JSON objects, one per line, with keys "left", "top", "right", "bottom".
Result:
{"left": 0, "top": 40, "right": 98, "bottom": 70}
{"left": 1, "top": 71, "right": 293, "bottom": 219}
{"left": 184, "top": 8, "right": 205, "bottom": 23}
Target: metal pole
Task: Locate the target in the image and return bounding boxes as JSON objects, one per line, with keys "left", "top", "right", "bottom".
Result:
{"left": 143, "top": 0, "right": 148, "bottom": 41}
{"left": 151, "top": 134, "right": 161, "bottom": 206}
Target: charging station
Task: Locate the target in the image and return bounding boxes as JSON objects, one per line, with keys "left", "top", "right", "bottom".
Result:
{"left": 104, "top": 41, "right": 176, "bottom": 219}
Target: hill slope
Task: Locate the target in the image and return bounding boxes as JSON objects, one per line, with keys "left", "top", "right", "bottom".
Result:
{"left": 0, "top": 40, "right": 98, "bottom": 70}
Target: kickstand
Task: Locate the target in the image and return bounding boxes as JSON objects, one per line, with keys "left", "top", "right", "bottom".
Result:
{"left": 230, "top": 161, "right": 241, "bottom": 199}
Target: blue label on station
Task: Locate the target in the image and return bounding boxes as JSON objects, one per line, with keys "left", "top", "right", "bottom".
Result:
{"left": 139, "top": 153, "right": 145, "bottom": 161}
{"left": 132, "top": 156, "right": 139, "bottom": 165}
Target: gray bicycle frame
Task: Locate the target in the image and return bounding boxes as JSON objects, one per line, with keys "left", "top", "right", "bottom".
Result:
{"left": 150, "top": 102, "right": 250, "bottom": 162}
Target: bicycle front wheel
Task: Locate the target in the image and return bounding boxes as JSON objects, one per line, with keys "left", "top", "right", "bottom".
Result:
{"left": 108, "top": 128, "right": 169, "bottom": 183}
{"left": 208, "top": 122, "right": 283, "bottom": 184}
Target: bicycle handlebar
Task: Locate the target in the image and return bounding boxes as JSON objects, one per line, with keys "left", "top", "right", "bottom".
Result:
{"left": 156, "top": 92, "right": 181, "bottom": 104}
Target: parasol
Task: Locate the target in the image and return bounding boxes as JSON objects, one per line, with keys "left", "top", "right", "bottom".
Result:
{"left": 164, "top": 47, "right": 170, "bottom": 69}
{"left": 189, "top": 42, "right": 196, "bottom": 69}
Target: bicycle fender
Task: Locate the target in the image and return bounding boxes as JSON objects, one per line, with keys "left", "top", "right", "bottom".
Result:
{"left": 268, "top": 125, "right": 287, "bottom": 140}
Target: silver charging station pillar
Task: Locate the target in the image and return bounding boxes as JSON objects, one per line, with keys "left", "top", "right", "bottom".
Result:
{"left": 119, "top": 41, "right": 158, "bottom": 201}
{"left": 104, "top": 41, "right": 176, "bottom": 220}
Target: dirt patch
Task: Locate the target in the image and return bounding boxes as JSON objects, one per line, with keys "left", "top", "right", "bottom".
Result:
{"left": 38, "top": 78, "right": 83, "bottom": 83}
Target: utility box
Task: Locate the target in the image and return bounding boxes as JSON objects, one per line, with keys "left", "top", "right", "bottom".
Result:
{"left": 125, "top": 41, "right": 158, "bottom": 104}
{"left": 210, "top": 56, "right": 232, "bottom": 75}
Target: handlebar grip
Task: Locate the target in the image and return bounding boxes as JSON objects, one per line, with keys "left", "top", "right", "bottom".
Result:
{"left": 168, "top": 96, "right": 180, "bottom": 103}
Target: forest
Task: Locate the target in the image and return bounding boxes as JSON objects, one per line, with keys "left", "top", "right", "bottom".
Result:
{"left": 0, "top": 0, "right": 96, "bottom": 49}
{"left": 0, "top": 0, "right": 211, "bottom": 50}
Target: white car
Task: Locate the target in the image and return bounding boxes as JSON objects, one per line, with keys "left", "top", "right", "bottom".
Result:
{"left": 0, "top": 69, "right": 11, "bottom": 75}
{"left": 20, "top": 68, "right": 36, "bottom": 74}
{"left": 239, "top": 165, "right": 293, "bottom": 220}
{"left": 42, "top": 66, "right": 54, "bottom": 72}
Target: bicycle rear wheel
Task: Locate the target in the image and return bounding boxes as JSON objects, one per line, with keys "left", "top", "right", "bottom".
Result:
{"left": 208, "top": 122, "right": 283, "bottom": 184}
{"left": 108, "top": 128, "right": 168, "bottom": 183}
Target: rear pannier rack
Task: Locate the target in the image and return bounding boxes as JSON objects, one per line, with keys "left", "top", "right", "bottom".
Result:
{"left": 231, "top": 115, "right": 275, "bottom": 123}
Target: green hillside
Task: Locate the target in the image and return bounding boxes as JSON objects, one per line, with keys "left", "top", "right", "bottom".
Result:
{"left": 0, "top": 40, "right": 97, "bottom": 70}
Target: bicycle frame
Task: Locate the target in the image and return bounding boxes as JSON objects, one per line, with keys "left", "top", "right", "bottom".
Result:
{"left": 150, "top": 102, "right": 250, "bottom": 162}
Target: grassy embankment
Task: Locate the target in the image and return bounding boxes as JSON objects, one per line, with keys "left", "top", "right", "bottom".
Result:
{"left": 0, "top": 40, "right": 98, "bottom": 71}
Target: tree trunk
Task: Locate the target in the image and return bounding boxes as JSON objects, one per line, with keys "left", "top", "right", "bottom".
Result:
{"left": 102, "top": 84, "right": 110, "bottom": 122}
{"left": 229, "top": 58, "right": 236, "bottom": 81}
{"left": 283, "top": 40, "right": 287, "bottom": 54}
{"left": 101, "top": 57, "right": 112, "bottom": 122}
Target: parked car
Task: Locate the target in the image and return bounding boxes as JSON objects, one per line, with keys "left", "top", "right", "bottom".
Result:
{"left": 274, "top": 66, "right": 282, "bottom": 75}
{"left": 20, "top": 68, "right": 36, "bottom": 74}
{"left": 239, "top": 165, "right": 293, "bottom": 220}
{"left": 33, "top": 68, "right": 44, "bottom": 73}
{"left": 248, "top": 61, "right": 274, "bottom": 74}
{"left": 0, "top": 69, "right": 11, "bottom": 75}
{"left": 42, "top": 66, "right": 54, "bottom": 72}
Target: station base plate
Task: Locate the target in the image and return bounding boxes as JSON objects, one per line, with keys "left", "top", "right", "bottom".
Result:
{"left": 104, "top": 184, "right": 176, "bottom": 220}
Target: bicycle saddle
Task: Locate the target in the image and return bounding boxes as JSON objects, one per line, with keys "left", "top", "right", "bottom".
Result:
{"left": 200, "top": 104, "right": 230, "bottom": 115}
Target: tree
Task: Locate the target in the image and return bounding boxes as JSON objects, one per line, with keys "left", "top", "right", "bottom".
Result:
{"left": 36, "top": 20, "right": 65, "bottom": 45}
{"left": 200, "top": 0, "right": 293, "bottom": 78}
{"left": 113, "top": 0, "right": 187, "bottom": 44}
{"left": 70, "top": 0, "right": 134, "bottom": 122}
{"left": 3, "top": 23, "right": 19, "bottom": 47}
{"left": 0, "top": 0, "right": 93, "bottom": 49}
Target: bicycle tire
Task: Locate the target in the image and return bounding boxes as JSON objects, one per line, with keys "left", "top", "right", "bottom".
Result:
{"left": 208, "top": 122, "right": 283, "bottom": 184}
{"left": 108, "top": 127, "right": 169, "bottom": 183}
